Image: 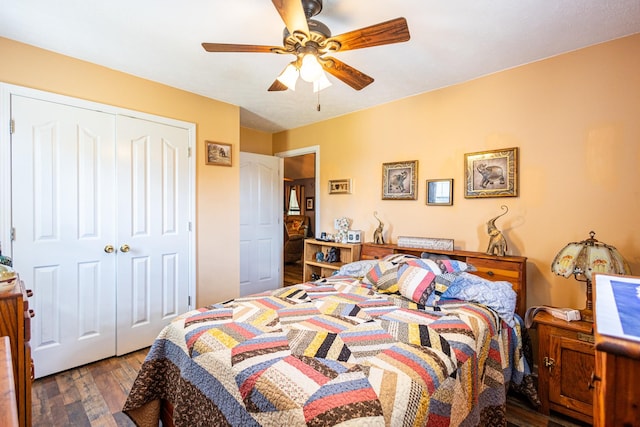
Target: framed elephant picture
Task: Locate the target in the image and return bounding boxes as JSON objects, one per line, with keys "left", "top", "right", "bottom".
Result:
{"left": 464, "top": 147, "right": 518, "bottom": 198}
{"left": 382, "top": 160, "right": 418, "bottom": 200}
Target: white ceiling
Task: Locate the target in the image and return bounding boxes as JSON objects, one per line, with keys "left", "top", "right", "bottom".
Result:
{"left": 2, "top": 1, "right": 639, "bottom": 133}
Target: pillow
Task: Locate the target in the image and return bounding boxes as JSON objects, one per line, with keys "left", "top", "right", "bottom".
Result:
{"left": 439, "top": 272, "right": 517, "bottom": 326}
{"left": 334, "top": 260, "right": 379, "bottom": 278}
{"left": 365, "top": 260, "right": 401, "bottom": 293}
{"left": 421, "top": 252, "right": 451, "bottom": 261}
{"left": 365, "top": 254, "right": 417, "bottom": 293}
{"left": 396, "top": 258, "right": 474, "bottom": 305}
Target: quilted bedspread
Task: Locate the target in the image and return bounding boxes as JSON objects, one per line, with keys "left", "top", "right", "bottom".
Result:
{"left": 124, "top": 277, "right": 534, "bottom": 426}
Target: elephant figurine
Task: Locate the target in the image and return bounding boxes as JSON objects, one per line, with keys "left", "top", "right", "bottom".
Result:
{"left": 373, "top": 211, "right": 385, "bottom": 244}
{"left": 486, "top": 205, "right": 509, "bottom": 256}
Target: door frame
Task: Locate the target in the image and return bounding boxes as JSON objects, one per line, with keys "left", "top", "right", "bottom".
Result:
{"left": 0, "top": 83, "right": 197, "bottom": 306}
{"left": 275, "top": 145, "right": 320, "bottom": 238}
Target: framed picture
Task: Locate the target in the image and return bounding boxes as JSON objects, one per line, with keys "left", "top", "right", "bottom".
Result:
{"left": 329, "top": 179, "right": 352, "bottom": 194}
{"left": 382, "top": 160, "right": 418, "bottom": 200}
{"left": 464, "top": 147, "right": 518, "bottom": 198}
{"left": 426, "top": 179, "right": 453, "bottom": 206}
{"left": 205, "top": 141, "right": 232, "bottom": 166}
{"left": 305, "top": 197, "right": 314, "bottom": 211}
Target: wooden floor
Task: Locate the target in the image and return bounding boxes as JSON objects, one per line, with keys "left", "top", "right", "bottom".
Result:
{"left": 29, "top": 263, "right": 588, "bottom": 427}
{"left": 284, "top": 260, "right": 304, "bottom": 286}
{"left": 31, "top": 350, "right": 146, "bottom": 427}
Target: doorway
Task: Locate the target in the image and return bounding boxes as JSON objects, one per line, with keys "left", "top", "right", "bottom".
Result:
{"left": 278, "top": 146, "right": 319, "bottom": 286}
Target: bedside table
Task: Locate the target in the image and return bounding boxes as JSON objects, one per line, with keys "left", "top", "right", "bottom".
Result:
{"left": 534, "top": 311, "right": 594, "bottom": 424}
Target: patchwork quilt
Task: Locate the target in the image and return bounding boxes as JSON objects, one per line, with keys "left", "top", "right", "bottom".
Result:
{"left": 124, "top": 277, "right": 535, "bottom": 426}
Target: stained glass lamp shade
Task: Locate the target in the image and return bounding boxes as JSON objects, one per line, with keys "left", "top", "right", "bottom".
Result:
{"left": 551, "top": 231, "right": 631, "bottom": 322}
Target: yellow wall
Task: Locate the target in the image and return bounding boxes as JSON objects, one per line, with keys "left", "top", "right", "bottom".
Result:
{"left": 240, "top": 127, "right": 273, "bottom": 154}
{"left": 274, "top": 34, "right": 640, "bottom": 310}
{"left": 0, "top": 37, "right": 240, "bottom": 306}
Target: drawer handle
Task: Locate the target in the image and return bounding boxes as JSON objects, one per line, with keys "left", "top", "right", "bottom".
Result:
{"left": 29, "top": 309, "right": 35, "bottom": 318}
{"left": 26, "top": 289, "right": 33, "bottom": 297}
{"left": 487, "top": 271, "right": 495, "bottom": 276}
{"left": 588, "top": 371, "right": 601, "bottom": 390}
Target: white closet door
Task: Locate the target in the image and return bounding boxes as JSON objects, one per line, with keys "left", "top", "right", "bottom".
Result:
{"left": 11, "top": 95, "right": 118, "bottom": 377}
{"left": 115, "top": 116, "right": 191, "bottom": 354}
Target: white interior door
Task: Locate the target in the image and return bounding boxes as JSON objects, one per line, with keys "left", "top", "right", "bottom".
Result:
{"left": 239, "top": 152, "right": 283, "bottom": 296}
{"left": 115, "top": 116, "right": 191, "bottom": 354}
{"left": 11, "top": 95, "right": 118, "bottom": 377}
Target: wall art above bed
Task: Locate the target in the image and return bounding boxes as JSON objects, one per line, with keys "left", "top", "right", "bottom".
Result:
{"left": 464, "top": 147, "right": 518, "bottom": 198}
{"left": 382, "top": 160, "right": 418, "bottom": 200}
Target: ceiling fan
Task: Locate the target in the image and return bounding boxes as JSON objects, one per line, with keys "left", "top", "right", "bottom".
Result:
{"left": 202, "top": 0, "right": 410, "bottom": 92}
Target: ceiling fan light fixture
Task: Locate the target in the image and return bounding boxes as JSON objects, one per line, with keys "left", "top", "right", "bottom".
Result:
{"left": 276, "top": 63, "right": 299, "bottom": 90}
{"left": 313, "top": 72, "right": 332, "bottom": 92}
{"left": 299, "top": 53, "right": 323, "bottom": 83}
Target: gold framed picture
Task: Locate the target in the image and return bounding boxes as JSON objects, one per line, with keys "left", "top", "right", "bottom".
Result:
{"left": 382, "top": 160, "right": 418, "bottom": 200}
{"left": 205, "top": 141, "right": 232, "bottom": 166}
{"left": 328, "top": 179, "right": 352, "bottom": 194}
{"left": 464, "top": 147, "right": 518, "bottom": 198}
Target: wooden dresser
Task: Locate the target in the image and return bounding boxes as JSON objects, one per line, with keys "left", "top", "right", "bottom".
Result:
{"left": 0, "top": 278, "right": 34, "bottom": 427}
{"left": 360, "top": 243, "right": 527, "bottom": 318}
{"left": 592, "top": 273, "right": 640, "bottom": 426}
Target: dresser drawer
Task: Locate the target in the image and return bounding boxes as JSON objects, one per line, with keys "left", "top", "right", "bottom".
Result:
{"left": 360, "top": 245, "right": 394, "bottom": 260}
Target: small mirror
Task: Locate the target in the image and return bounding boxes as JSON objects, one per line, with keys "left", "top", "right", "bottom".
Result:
{"left": 426, "top": 179, "right": 453, "bottom": 206}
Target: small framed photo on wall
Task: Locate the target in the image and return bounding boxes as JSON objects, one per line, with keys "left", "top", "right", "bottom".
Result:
{"left": 328, "top": 179, "right": 352, "bottom": 194}
{"left": 205, "top": 141, "right": 232, "bottom": 166}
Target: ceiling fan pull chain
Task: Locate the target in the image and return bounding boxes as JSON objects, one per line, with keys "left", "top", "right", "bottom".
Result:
{"left": 317, "top": 91, "right": 321, "bottom": 111}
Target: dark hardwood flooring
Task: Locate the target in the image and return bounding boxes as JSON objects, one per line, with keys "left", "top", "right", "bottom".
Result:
{"left": 284, "top": 260, "right": 304, "bottom": 286}
{"left": 29, "top": 264, "right": 588, "bottom": 427}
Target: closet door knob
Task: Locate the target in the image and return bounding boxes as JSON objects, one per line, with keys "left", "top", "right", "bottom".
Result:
{"left": 120, "top": 244, "right": 130, "bottom": 253}
{"left": 104, "top": 245, "right": 115, "bottom": 253}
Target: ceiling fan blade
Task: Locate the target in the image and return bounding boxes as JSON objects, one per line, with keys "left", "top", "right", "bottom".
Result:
{"left": 272, "top": 0, "right": 310, "bottom": 37}
{"left": 268, "top": 80, "right": 289, "bottom": 91}
{"left": 202, "top": 43, "right": 279, "bottom": 53}
{"left": 321, "top": 57, "right": 374, "bottom": 91}
{"left": 328, "top": 17, "right": 410, "bottom": 52}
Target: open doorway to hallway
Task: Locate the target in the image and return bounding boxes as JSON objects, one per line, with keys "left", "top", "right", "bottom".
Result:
{"left": 282, "top": 151, "right": 317, "bottom": 286}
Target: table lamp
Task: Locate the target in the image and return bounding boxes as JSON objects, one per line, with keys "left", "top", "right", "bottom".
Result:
{"left": 551, "top": 231, "right": 631, "bottom": 322}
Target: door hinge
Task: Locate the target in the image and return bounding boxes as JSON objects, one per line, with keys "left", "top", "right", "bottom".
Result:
{"left": 188, "top": 221, "right": 192, "bottom": 231}
{"left": 10, "top": 227, "right": 16, "bottom": 241}
{"left": 10, "top": 119, "right": 15, "bottom": 134}
{"left": 188, "top": 295, "right": 191, "bottom": 306}
{"left": 188, "top": 147, "right": 192, "bottom": 157}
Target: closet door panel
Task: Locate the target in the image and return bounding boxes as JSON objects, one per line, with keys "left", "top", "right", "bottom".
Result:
{"left": 11, "top": 95, "right": 117, "bottom": 378}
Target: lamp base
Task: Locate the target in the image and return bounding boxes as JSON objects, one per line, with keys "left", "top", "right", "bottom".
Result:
{"left": 579, "top": 308, "right": 594, "bottom": 323}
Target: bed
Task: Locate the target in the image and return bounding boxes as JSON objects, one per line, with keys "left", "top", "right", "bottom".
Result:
{"left": 123, "top": 249, "right": 539, "bottom": 426}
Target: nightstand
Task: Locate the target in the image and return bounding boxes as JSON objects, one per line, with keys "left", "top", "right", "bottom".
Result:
{"left": 534, "top": 311, "right": 594, "bottom": 424}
